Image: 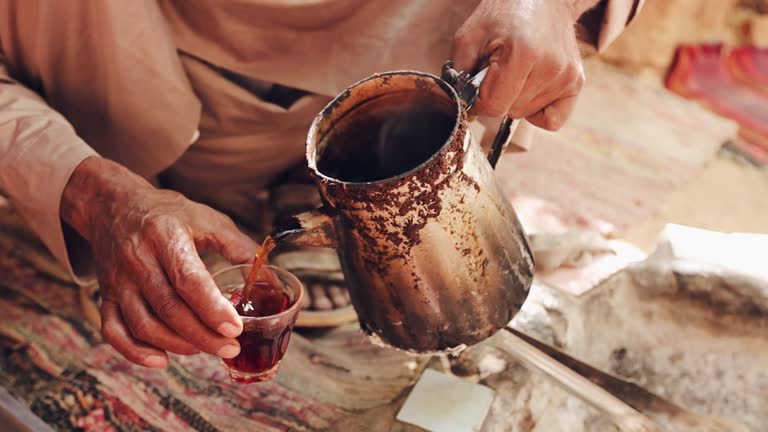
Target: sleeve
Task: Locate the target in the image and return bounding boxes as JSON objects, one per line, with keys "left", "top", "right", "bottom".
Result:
{"left": 0, "top": 56, "right": 99, "bottom": 285}
{"left": 577, "top": 0, "right": 645, "bottom": 53}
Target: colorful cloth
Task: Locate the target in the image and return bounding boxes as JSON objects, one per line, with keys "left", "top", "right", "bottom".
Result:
{"left": 0, "top": 244, "right": 420, "bottom": 431}
{"left": 666, "top": 44, "right": 768, "bottom": 165}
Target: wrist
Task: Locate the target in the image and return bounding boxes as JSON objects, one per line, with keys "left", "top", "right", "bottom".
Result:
{"left": 60, "top": 157, "right": 150, "bottom": 240}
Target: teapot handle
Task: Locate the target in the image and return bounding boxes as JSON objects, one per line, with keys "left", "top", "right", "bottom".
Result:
{"left": 486, "top": 116, "right": 517, "bottom": 169}
{"left": 441, "top": 61, "right": 517, "bottom": 169}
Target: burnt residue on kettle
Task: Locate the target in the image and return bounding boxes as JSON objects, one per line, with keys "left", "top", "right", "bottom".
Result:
{"left": 322, "top": 102, "right": 469, "bottom": 275}
{"left": 302, "top": 70, "right": 534, "bottom": 352}
{"left": 323, "top": 87, "right": 353, "bottom": 116}
{"left": 414, "top": 76, "right": 433, "bottom": 92}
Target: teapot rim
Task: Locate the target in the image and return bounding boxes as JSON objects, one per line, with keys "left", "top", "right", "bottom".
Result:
{"left": 305, "top": 70, "right": 466, "bottom": 188}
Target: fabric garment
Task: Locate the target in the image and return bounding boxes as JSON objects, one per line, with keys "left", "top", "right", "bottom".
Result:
{"left": 0, "top": 0, "right": 642, "bottom": 283}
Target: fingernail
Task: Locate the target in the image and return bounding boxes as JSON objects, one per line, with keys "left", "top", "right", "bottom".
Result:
{"left": 144, "top": 355, "right": 168, "bottom": 368}
{"left": 218, "top": 322, "right": 242, "bottom": 338}
{"left": 218, "top": 344, "right": 240, "bottom": 359}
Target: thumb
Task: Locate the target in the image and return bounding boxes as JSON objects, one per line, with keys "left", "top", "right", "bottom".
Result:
{"left": 525, "top": 94, "right": 578, "bottom": 131}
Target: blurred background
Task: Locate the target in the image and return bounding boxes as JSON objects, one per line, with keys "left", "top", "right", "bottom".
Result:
{"left": 493, "top": 0, "right": 768, "bottom": 261}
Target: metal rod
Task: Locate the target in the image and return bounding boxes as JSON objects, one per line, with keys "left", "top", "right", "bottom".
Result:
{"left": 499, "top": 327, "right": 660, "bottom": 432}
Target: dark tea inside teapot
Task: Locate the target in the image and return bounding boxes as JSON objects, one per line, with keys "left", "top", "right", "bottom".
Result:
{"left": 316, "top": 90, "right": 456, "bottom": 183}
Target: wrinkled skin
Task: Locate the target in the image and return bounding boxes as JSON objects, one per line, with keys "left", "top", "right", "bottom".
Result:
{"left": 62, "top": 157, "right": 257, "bottom": 368}
{"left": 452, "top": 0, "right": 591, "bottom": 130}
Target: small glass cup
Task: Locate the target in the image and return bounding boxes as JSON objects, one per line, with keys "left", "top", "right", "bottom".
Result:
{"left": 212, "top": 264, "right": 304, "bottom": 383}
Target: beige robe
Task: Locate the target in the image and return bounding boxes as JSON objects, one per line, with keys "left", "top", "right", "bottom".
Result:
{"left": 0, "top": 0, "right": 642, "bottom": 283}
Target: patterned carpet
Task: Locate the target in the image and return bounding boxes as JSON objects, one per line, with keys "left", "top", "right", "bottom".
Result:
{"left": 0, "top": 59, "right": 744, "bottom": 431}
{"left": 0, "top": 243, "right": 425, "bottom": 431}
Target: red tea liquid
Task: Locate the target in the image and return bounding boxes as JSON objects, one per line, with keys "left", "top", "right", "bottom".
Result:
{"left": 225, "top": 282, "right": 293, "bottom": 383}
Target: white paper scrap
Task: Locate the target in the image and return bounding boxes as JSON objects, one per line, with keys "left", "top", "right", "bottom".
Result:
{"left": 396, "top": 369, "right": 495, "bottom": 432}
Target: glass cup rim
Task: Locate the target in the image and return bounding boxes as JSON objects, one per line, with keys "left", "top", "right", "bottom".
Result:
{"left": 212, "top": 263, "right": 304, "bottom": 322}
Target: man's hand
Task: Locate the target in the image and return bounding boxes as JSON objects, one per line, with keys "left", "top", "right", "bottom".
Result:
{"left": 452, "top": 0, "right": 590, "bottom": 130}
{"left": 61, "top": 157, "right": 257, "bottom": 368}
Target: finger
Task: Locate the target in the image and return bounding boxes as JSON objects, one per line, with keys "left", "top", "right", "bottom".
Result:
{"left": 100, "top": 298, "right": 168, "bottom": 368}
{"left": 452, "top": 17, "right": 532, "bottom": 116}
{"left": 526, "top": 94, "right": 579, "bottom": 131}
{"left": 451, "top": 23, "right": 485, "bottom": 74}
{"left": 141, "top": 254, "right": 242, "bottom": 358}
{"left": 152, "top": 225, "right": 243, "bottom": 338}
{"left": 515, "top": 86, "right": 566, "bottom": 121}
{"left": 118, "top": 286, "right": 200, "bottom": 355}
{"left": 506, "top": 62, "right": 566, "bottom": 119}
{"left": 510, "top": 61, "right": 584, "bottom": 120}
{"left": 196, "top": 211, "right": 258, "bottom": 264}
{"left": 473, "top": 48, "right": 535, "bottom": 117}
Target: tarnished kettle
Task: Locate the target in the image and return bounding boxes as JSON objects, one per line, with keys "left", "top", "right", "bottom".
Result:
{"left": 273, "top": 62, "right": 535, "bottom": 353}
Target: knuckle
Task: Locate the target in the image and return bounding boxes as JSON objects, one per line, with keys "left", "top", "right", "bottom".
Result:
{"left": 453, "top": 26, "right": 472, "bottom": 47}
{"left": 194, "top": 331, "right": 214, "bottom": 346}
{"left": 513, "top": 37, "right": 535, "bottom": 56}
{"left": 97, "top": 275, "right": 117, "bottom": 296}
{"left": 556, "top": 62, "right": 578, "bottom": 86}
{"left": 545, "top": 121, "right": 563, "bottom": 131}
{"left": 540, "top": 110, "right": 564, "bottom": 131}
{"left": 156, "top": 292, "right": 183, "bottom": 317}
{"left": 220, "top": 214, "right": 238, "bottom": 230}
{"left": 194, "top": 333, "right": 218, "bottom": 352}
{"left": 574, "top": 70, "right": 586, "bottom": 90}
{"left": 453, "top": 35, "right": 469, "bottom": 51}
{"left": 507, "top": 106, "right": 527, "bottom": 119}
{"left": 175, "top": 267, "right": 205, "bottom": 293}
{"left": 118, "top": 238, "right": 140, "bottom": 258}
{"left": 190, "top": 201, "right": 215, "bottom": 217}
{"left": 142, "top": 215, "right": 171, "bottom": 236}
{"left": 476, "top": 99, "right": 508, "bottom": 117}
{"left": 130, "top": 320, "right": 154, "bottom": 342}
{"left": 167, "top": 190, "right": 187, "bottom": 203}
{"left": 564, "top": 63, "right": 580, "bottom": 81}
{"left": 196, "top": 299, "right": 223, "bottom": 320}
{"left": 174, "top": 325, "right": 215, "bottom": 351}
{"left": 488, "top": 105, "right": 509, "bottom": 118}
{"left": 144, "top": 273, "right": 166, "bottom": 294}
{"left": 101, "top": 321, "right": 120, "bottom": 345}
{"left": 211, "top": 213, "right": 238, "bottom": 234}
{"left": 540, "top": 55, "right": 566, "bottom": 77}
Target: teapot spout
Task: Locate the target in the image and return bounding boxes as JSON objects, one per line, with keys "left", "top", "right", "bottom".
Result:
{"left": 272, "top": 208, "right": 338, "bottom": 248}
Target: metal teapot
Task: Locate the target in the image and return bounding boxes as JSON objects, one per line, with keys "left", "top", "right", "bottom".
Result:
{"left": 273, "top": 62, "right": 535, "bottom": 353}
